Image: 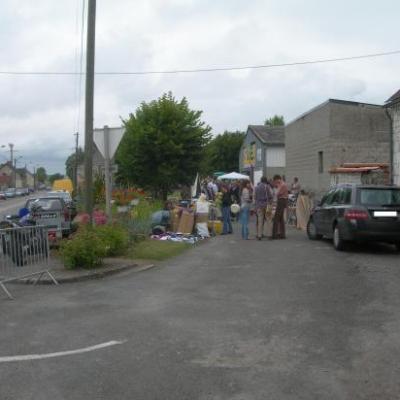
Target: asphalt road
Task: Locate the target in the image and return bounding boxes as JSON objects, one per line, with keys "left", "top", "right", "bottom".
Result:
{"left": 1, "top": 226, "right": 400, "bottom": 399}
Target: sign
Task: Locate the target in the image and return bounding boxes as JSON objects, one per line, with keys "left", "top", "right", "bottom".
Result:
{"left": 243, "top": 143, "right": 256, "bottom": 168}
{"left": 93, "top": 126, "right": 125, "bottom": 159}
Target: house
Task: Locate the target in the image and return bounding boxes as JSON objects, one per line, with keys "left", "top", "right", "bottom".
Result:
{"left": 239, "top": 125, "right": 285, "bottom": 183}
{"left": 0, "top": 162, "right": 35, "bottom": 189}
{"left": 384, "top": 89, "right": 400, "bottom": 186}
{"left": 16, "top": 167, "right": 35, "bottom": 188}
{"left": 285, "top": 99, "right": 391, "bottom": 196}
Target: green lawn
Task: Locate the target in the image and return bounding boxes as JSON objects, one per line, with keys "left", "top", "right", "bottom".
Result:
{"left": 129, "top": 240, "right": 191, "bottom": 261}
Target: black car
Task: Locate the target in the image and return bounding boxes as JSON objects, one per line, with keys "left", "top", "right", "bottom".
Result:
{"left": 307, "top": 184, "right": 400, "bottom": 251}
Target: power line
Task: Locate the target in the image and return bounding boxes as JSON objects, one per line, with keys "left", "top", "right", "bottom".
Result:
{"left": 0, "top": 49, "right": 399, "bottom": 76}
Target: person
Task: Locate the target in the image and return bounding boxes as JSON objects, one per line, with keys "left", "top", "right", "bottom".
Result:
{"left": 254, "top": 177, "right": 273, "bottom": 240}
{"left": 272, "top": 174, "right": 288, "bottom": 239}
{"left": 230, "top": 180, "right": 241, "bottom": 221}
{"left": 221, "top": 184, "right": 233, "bottom": 234}
{"left": 291, "top": 177, "right": 301, "bottom": 197}
{"left": 206, "top": 178, "right": 215, "bottom": 201}
{"left": 240, "top": 181, "right": 252, "bottom": 240}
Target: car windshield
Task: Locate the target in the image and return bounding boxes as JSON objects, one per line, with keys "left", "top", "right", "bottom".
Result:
{"left": 359, "top": 188, "right": 400, "bottom": 206}
{"left": 26, "top": 198, "right": 63, "bottom": 211}
{"left": 48, "top": 192, "right": 72, "bottom": 201}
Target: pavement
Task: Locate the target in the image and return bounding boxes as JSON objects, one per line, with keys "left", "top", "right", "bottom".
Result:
{"left": 1, "top": 224, "right": 400, "bottom": 399}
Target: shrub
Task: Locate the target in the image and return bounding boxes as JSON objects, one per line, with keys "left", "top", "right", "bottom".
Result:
{"left": 60, "top": 228, "right": 107, "bottom": 269}
{"left": 95, "top": 224, "right": 129, "bottom": 257}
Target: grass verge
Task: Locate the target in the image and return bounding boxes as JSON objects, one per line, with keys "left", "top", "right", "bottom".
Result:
{"left": 129, "top": 240, "right": 191, "bottom": 261}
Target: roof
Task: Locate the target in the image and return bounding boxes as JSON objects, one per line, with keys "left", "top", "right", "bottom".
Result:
{"left": 287, "top": 98, "right": 383, "bottom": 126}
{"left": 247, "top": 125, "right": 285, "bottom": 145}
{"left": 385, "top": 89, "right": 400, "bottom": 106}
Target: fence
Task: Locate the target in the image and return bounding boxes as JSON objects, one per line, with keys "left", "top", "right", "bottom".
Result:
{"left": 0, "top": 225, "right": 58, "bottom": 299}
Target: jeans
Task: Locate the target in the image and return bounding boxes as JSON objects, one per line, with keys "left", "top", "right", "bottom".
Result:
{"left": 222, "top": 206, "right": 233, "bottom": 234}
{"left": 240, "top": 205, "right": 250, "bottom": 239}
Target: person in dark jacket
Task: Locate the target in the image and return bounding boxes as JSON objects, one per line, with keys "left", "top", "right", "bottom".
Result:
{"left": 221, "top": 184, "right": 233, "bottom": 234}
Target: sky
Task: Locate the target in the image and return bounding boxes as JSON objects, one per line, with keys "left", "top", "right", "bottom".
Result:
{"left": 0, "top": 0, "right": 399, "bottom": 174}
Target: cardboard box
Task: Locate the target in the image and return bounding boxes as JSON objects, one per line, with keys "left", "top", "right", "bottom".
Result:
{"left": 178, "top": 210, "right": 194, "bottom": 234}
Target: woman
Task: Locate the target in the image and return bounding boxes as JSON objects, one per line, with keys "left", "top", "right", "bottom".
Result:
{"left": 221, "top": 184, "right": 233, "bottom": 234}
{"left": 240, "top": 181, "right": 252, "bottom": 240}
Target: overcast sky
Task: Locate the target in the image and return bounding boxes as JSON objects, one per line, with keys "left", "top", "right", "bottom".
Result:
{"left": 1, "top": 0, "right": 399, "bottom": 174}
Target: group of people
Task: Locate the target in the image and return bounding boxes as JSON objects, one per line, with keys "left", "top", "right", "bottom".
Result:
{"left": 202, "top": 175, "right": 301, "bottom": 241}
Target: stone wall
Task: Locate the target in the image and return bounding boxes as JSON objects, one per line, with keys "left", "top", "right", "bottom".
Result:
{"left": 391, "top": 103, "right": 400, "bottom": 186}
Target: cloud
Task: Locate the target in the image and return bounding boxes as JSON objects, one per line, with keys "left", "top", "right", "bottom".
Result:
{"left": 0, "top": 0, "right": 399, "bottom": 173}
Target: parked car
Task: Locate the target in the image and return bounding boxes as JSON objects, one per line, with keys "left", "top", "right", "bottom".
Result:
{"left": 25, "top": 196, "right": 74, "bottom": 238}
{"left": 0, "top": 191, "right": 6, "bottom": 200}
{"left": 307, "top": 184, "right": 400, "bottom": 251}
{"left": 5, "top": 188, "right": 16, "bottom": 198}
{"left": 15, "top": 188, "right": 24, "bottom": 196}
{"left": 21, "top": 187, "right": 30, "bottom": 196}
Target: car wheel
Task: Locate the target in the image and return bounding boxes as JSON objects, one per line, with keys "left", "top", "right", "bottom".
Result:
{"left": 307, "top": 219, "right": 322, "bottom": 240}
{"left": 333, "top": 224, "right": 346, "bottom": 251}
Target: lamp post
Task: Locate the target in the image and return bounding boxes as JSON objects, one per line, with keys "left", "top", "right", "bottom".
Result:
{"left": 14, "top": 156, "right": 23, "bottom": 188}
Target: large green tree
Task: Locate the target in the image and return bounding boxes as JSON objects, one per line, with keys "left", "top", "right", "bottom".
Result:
{"left": 116, "top": 92, "right": 211, "bottom": 199}
{"left": 202, "top": 130, "right": 245, "bottom": 174}
{"left": 36, "top": 167, "right": 47, "bottom": 183}
{"left": 65, "top": 147, "right": 84, "bottom": 181}
{"left": 264, "top": 114, "right": 285, "bottom": 127}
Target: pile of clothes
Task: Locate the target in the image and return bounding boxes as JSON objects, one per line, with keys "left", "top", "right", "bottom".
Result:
{"left": 150, "top": 232, "right": 206, "bottom": 245}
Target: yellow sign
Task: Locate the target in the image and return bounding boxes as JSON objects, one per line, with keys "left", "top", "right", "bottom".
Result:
{"left": 243, "top": 144, "right": 256, "bottom": 168}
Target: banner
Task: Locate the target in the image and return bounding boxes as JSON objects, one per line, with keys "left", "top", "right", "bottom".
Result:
{"left": 243, "top": 144, "right": 256, "bottom": 168}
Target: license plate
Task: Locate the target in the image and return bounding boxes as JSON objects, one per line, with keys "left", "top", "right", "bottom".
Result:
{"left": 373, "top": 211, "right": 397, "bottom": 217}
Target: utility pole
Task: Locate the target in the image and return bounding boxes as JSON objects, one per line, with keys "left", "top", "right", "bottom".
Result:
{"left": 103, "top": 126, "right": 112, "bottom": 221}
{"left": 84, "top": 0, "right": 96, "bottom": 221}
{"left": 74, "top": 132, "right": 79, "bottom": 192}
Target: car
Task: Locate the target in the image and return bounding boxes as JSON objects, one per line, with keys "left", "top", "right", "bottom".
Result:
{"left": 25, "top": 196, "right": 74, "bottom": 238}
{"left": 5, "top": 188, "right": 16, "bottom": 198}
{"left": 0, "top": 191, "right": 6, "bottom": 200}
{"left": 307, "top": 184, "right": 400, "bottom": 251}
{"left": 15, "top": 188, "right": 24, "bottom": 196}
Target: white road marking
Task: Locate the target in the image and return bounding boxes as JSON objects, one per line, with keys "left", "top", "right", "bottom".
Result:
{"left": 0, "top": 340, "right": 126, "bottom": 363}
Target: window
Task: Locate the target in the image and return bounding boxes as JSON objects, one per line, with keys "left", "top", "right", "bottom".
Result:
{"left": 359, "top": 188, "right": 400, "bottom": 205}
{"left": 318, "top": 151, "right": 324, "bottom": 173}
{"left": 321, "top": 189, "right": 335, "bottom": 206}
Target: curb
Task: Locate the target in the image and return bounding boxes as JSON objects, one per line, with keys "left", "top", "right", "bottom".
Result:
{"left": 13, "top": 263, "right": 157, "bottom": 285}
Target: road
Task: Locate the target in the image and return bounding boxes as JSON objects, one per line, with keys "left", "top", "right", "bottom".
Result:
{"left": 1, "top": 226, "right": 400, "bottom": 399}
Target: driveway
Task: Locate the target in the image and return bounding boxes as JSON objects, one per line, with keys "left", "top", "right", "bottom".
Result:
{"left": 1, "top": 227, "right": 400, "bottom": 399}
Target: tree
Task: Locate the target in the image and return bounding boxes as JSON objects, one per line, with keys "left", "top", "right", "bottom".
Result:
{"left": 116, "top": 92, "right": 211, "bottom": 199}
{"left": 36, "top": 167, "right": 47, "bottom": 183}
{"left": 264, "top": 115, "right": 285, "bottom": 127}
{"left": 202, "top": 130, "right": 245, "bottom": 174}
{"left": 65, "top": 147, "right": 84, "bottom": 181}
{"left": 48, "top": 173, "right": 64, "bottom": 184}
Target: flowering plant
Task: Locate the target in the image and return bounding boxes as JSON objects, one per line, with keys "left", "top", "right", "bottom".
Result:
{"left": 112, "top": 188, "right": 146, "bottom": 206}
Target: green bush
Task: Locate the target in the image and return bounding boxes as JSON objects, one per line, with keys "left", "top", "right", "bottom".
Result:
{"left": 95, "top": 224, "right": 129, "bottom": 257}
{"left": 60, "top": 228, "right": 107, "bottom": 269}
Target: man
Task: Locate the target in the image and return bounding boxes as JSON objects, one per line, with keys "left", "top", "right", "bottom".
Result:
{"left": 272, "top": 174, "right": 288, "bottom": 239}
{"left": 254, "top": 176, "right": 273, "bottom": 240}
{"left": 291, "top": 177, "right": 301, "bottom": 196}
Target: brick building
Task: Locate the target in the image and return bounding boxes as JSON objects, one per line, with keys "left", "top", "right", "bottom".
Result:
{"left": 285, "top": 99, "right": 391, "bottom": 196}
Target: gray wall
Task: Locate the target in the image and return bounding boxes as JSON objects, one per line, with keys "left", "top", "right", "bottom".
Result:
{"left": 285, "top": 102, "right": 331, "bottom": 195}
{"left": 286, "top": 101, "right": 391, "bottom": 196}
{"left": 329, "top": 102, "right": 390, "bottom": 166}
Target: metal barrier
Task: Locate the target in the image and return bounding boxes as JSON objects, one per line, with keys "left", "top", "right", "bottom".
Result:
{"left": 0, "top": 225, "right": 58, "bottom": 299}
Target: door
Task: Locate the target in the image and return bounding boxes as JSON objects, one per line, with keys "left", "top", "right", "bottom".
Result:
{"left": 313, "top": 189, "right": 335, "bottom": 235}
